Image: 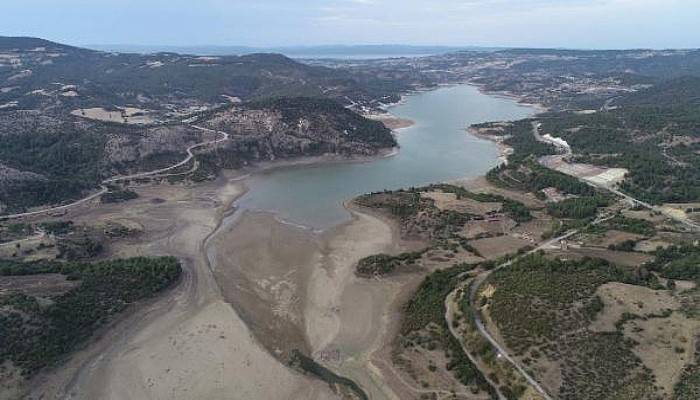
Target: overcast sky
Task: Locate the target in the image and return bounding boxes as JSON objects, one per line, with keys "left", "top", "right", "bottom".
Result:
{"left": 2, "top": 0, "right": 698, "bottom": 49}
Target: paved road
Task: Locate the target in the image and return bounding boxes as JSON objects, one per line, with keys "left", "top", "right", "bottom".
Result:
{"left": 466, "top": 232, "right": 577, "bottom": 400}
{"left": 449, "top": 212, "right": 614, "bottom": 400}
{"left": 445, "top": 288, "right": 507, "bottom": 400}
{"left": 532, "top": 121, "right": 700, "bottom": 231}
{"left": 454, "top": 118, "right": 700, "bottom": 397}
{"left": 0, "top": 126, "right": 229, "bottom": 221}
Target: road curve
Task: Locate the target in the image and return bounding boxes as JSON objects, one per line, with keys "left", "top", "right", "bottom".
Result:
{"left": 444, "top": 287, "right": 506, "bottom": 400}
{"left": 455, "top": 213, "right": 614, "bottom": 400}
{"left": 532, "top": 121, "right": 700, "bottom": 231}
{"left": 0, "top": 125, "right": 229, "bottom": 221}
{"left": 465, "top": 233, "right": 575, "bottom": 400}
{"left": 442, "top": 115, "right": 697, "bottom": 400}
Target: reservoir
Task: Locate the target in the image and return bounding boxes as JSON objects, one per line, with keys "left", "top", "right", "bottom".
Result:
{"left": 237, "top": 85, "right": 535, "bottom": 229}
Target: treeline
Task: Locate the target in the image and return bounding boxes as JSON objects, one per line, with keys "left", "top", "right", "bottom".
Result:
{"left": 0, "top": 126, "right": 106, "bottom": 212}
{"left": 400, "top": 264, "right": 497, "bottom": 396}
{"left": 601, "top": 215, "right": 656, "bottom": 236}
{"left": 473, "top": 119, "right": 556, "bottom": 164}
{"left": 356, "top": 250, "right": 425, "bottom": 277}
{"left": 488, "top": 161, "right": 593, "bottom": 198}
{"left": 647, "top": 244, "right": 700, "bottom": 283}
{"left": 0, "top": 257, "right": 181, "bottom": 376}
{"left": 547, "top": 195, "right": 610, "bottom": 219}
{"left": 356, "top": 189, "right": 426, "bottom": 220}
{"left": 101, "top": 186, "right": 138, "bottom": 204}
{"left": 535, "top": 91, "right": 700, "bottom": 204}
{"left": 427, "top": 183, "right": 533, "bottom": 222}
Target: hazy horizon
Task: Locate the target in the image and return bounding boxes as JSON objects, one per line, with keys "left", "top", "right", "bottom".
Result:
{"left": 2, "top": 1, "right": 699, "bottom": 50}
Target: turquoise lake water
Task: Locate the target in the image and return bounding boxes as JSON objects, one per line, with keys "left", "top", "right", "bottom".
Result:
{"left": 237, "top": 85, "right": 535, "bottom": 230}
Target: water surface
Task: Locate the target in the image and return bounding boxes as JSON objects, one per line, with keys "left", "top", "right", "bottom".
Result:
{"left": 237, "top": 85, "right": 535, "bottom": 229}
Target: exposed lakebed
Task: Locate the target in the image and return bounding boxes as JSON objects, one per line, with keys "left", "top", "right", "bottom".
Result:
{"left": 236, "top": 84, "right": 536, "bottom": 230}
{"left": 204, "top": 84, "right": 538, "bottom": 400}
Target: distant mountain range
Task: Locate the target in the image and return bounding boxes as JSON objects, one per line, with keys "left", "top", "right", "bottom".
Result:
{"left": 85, "top": 44, "right": 502, "bottom": 59}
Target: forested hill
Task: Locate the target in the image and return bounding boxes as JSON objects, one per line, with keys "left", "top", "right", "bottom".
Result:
{"left": 0, "top": 36, "right": 403, "bottom": 115}
{"left": 0, "top": 37, "right": 401, "bottom": 214}
{"left": 0, "top": 36, "right": 73, "bottom": 50}
{"left": 616, "top": 76, "right": 700, "bottom": 107}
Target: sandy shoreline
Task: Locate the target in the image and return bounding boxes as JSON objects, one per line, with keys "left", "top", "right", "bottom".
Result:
{"left": 466, "top": 125, "right": 514, "bottom": 166}
{"left": 20, "top": 82, "right": 544, "bottom": 400}
{"left": 365, "top": 112, "right": 415, "bottom": 131}
{"left": 204, "top": 189, "right": 417, "bottom": 398}
{"left": 196, "top": 82, "right": 544, "bottom": 397}
{"left": 27, "top": 178, "right": 338, "bottom": 400}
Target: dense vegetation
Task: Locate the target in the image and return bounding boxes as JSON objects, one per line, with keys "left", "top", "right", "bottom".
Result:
{"left": 37, "top": 220, "right": 74, "bottom": 235}
{"left": 487, "top": 161, "right": 593, "bottom": 199}
{"left": 399, "top": 264, "right": 496, "bottom": 396}
{"left": 474, "top": 119, "right": 556, "bottom": 164}
{"left": 486, "top": 253, "right": 659, "bottom": 399}
{"left": 536, "top": 79, "right": 700, "bottom": 204}
{"left": 290, "top": 350, "right": 368, "bottom": 400}
{"left": 0, "top": 128, "right": 106, "bottom": 212}
{"left": 648, "top": 244, "right": 700, "bottom": 282}
{"left": 0, "top": 257, "right": 181, "bottom": 376}
{"left": 600, "top": 215, "right": 656, "bottom": 236}
{"left": 546, "top": 195, "right": 610, "bottom": 219}
{"left": 101, "top": 186, "right": 138, "bottom": 204}
{"left": 355, "top": 250, "right": 425, "bottom": 277}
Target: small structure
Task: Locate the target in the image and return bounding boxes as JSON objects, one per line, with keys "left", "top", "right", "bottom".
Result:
{"left": 560, "top": 239, "right": 569, "bottom": 251}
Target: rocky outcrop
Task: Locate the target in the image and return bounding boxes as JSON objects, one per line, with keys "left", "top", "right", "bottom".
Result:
{"left": 202, "top": 97, "right": 396, "bottom": 163}
{"left": 103, "top": 125, "right": 201, "bottom": 166}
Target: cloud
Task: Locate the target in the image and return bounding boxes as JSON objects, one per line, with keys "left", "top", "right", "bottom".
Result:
{"left": 1, "top": 0, "right": 697, "bottom": 48}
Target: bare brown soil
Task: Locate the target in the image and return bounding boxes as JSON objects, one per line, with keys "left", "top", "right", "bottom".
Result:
{"left": 422, "top": 191, "right": 502, "bottom": 215}
{"left": 0, "top": 273, "right": 77, "bottom": 297}
{"left": 592, "top": 282, "right": 700, "bottom": 397}
{"left": 366, "top": 113, "right": 415, "bottom": 131}
{"left": 471, "top": 235, "right": 531, "bottom": 260}
{"left": 23, "top": 175, "right": 338, "bottom": 400}
{"left": 459, "top": 176, "right": 545, "bottom": 209}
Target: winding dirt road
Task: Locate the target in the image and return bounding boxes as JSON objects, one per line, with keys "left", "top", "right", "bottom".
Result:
{"left": 0, "top": 125, "right": 228, "bottom": 221}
